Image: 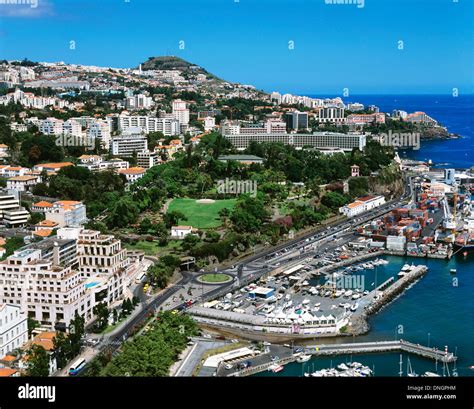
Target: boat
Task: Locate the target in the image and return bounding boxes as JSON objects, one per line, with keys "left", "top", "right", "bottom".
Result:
{"left": 350, "top": 303, "right": 359, "bottom": 312}
{"left": 468, "top": 365, "right": 474, "bottom": 370}
{"left": 268, "top": 363, "right": 284, "bottom": 373}
{"left": 450, "top": 268, "right": 457, "bottom": 274}
{"left": 224, "top": 363, "right": 233, "bottom": 370}
{"left": 423, "top": 371, "right": 440, "bottom": 377}
{"left": 337, "top": 363, "right": 349, "bottom": 371}
{"left": 352, "top": 293, "right": 361, "bottom": 300}
{"left": 344, "top": 290, "right": 353, "bottom": 298}
{"left": 401, "top": 264, "right": 412, "bottom": 272}
{"left": 397, "top": 271, "right": 407, "bottom": 278}
{"left": 296, "top": 354, "right": 312, "bottom": 363}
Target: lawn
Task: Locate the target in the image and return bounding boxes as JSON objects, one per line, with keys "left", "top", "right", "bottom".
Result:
{"left": 198, "top": 273, "right": 232, "bottom": 283}
{"left": 167, "top": 198, "right": 237, "bottom": 229}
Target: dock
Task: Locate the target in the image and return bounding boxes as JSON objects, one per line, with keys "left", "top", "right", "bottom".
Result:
{"left": 226, "top": 339, "right": 457, "bottom": 377}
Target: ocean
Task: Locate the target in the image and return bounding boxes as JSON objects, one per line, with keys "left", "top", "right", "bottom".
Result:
{"left": 310, "top": 94, "right": 474, "bottom": 169}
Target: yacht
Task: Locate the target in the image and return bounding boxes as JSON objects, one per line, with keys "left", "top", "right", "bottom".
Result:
{"left": 296, "top": 354, "right": 312, "bottom": 363}
{"left": 352, "top": 293, "right": 361, "bottom": 300}
{"left": 337, "top": 363, "right": 349, "bottom": 371}
{"left": 401, "top": 264, "right": 412, "bottom": 272}
{"left": 423, "top": 371, "right": 440, "bottom": 377}
{"left": 268, "top": 363, "right": 284, "bottom": 373}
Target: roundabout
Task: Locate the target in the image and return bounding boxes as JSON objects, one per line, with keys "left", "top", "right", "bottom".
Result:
{"left": 196, "top": 273, "right": 233, "bottom": 285}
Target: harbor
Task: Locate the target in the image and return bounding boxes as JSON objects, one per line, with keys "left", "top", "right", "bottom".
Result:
{"left": 218, "top": 339, "right": 456, "bottom": 377}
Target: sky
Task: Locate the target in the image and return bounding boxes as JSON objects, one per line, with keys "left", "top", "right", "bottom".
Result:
{"left": 0, "top": 0, "right": 473, "bottom": 95}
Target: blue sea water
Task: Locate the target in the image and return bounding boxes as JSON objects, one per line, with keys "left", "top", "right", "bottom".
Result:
{"left": 310, "top": 94, "right": 474, "bottom": 168}
{"left": 254, "top": 254, "right": 474, "bottom": 377}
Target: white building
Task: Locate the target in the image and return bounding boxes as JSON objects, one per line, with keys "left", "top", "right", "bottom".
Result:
{"left": 110, "top": 128, "right": 148, "bottom": 157}
{"left": 137, "top": 151, "right": 160, "bottom": 169}
{"left": 203, "top": 116, "right": 216, "bottom": 132}
{"left": 339, "top": 195, "right": 386, "bottom": 218}
{"left": 318, "top": 107, "right": 345, "bottom": 124}
{"left": 125, "top": 93, "right": 154, "bottom": 110}
{"left": 0, "top": 248, "right": 94, "bottom": 327}
{"left": 0, "top": 193, "right": 29, "bottom": 226}
{"left": 118, "top": 114, "right": 180, "bottom": 136}
{"left": 0, "top": 303, "right": 28, "bottom": 357}
{"left": 172, "top": 99, "right": 190, "bottom": 128}
{"left": 86, "top": 120, "right": 111, "bottom": 147}
{"left": 118, "top": 167, "right": 146, "bottom": 183}
{"left": 171, "top": 226, "right": 193, "bottom": 239}
{"left": 45, "top": 200, "right": 87, "bottom": 228}
{"left": 386, "top": 235, "right": 406, "bottom": 252}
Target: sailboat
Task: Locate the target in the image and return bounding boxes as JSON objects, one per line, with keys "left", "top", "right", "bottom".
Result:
{"left": 407, "top": 357, "right": 418, "bottom": 377}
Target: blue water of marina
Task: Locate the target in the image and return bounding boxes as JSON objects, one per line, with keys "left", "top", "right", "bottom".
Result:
{"left": 254, "top": 253, "right": 474, "bottom": 377}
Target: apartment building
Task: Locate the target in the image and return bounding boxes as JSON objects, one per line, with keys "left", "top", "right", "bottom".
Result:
{"left": 110, "top": 128, "right": 148, "bottom": 157}
{"left": 137, "top": 150, "right": 160, "bottom": 169}
{"left": 6, "top": 175, "right": 40, "bottom": 192}
{"left": 0, "top": 248, "right": 94, "bottom": 328}
{"left": 0, "top": 194, "right": 29, "bottom": 227}
{"left": 118, "top": 114, "right": 180, "bottom": 136}
{"left": 0, "top": 303, "right": 28, "bottom": 358}
{"left": 86, "top": 119, "right": 112, "bottom": 147}
{"left": 125, "top": 93, "right": 154, "bottom": 110}
{"left": 318, "top": 107, "right": 345, "bottom": 124}
{"left": 172, "top": 99, "right": 190, "bottom": 128}
{"left": 76, "top": 230, "right": 129, "bottom": 306}
{"left": 45, "top": 200, "right": 87, "bottom": 228}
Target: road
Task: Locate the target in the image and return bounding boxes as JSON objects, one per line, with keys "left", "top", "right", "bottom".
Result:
{"left": 77, "top": 175, "right": 413, "bottom": 374}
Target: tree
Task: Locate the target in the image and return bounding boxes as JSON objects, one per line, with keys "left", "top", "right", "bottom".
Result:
{"left": 93, "top": 302, "right": 109, "bottom": 332}
{"left": 26, "top": 344, "right": 50, "bottom": 376}
{"left": 52, "top": 331, "right": 71, "bottom": 369}
{"left": 69, "top": 313, "right": 85, "bottom": 357}
{"left": 164, "top": 210, "right": 187, "bottom": 229}
{"left": 27, "top": 317, "right": 39, "bottom": 337}
{"left": 321, "top": 191, "right": 349, "bottom": 210}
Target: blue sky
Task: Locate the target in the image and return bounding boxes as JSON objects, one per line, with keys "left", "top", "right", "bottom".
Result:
{"left": 0, "top": 0, "right": 473, "bottom": 94}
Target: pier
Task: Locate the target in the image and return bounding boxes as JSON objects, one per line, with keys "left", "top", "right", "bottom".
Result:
{"left": 225, "top": 339, "right": 457, "bottom": 377}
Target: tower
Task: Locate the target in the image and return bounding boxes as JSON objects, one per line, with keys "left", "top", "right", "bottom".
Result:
{"left": 351, "top": 164, "right": 360, "bottom": 177}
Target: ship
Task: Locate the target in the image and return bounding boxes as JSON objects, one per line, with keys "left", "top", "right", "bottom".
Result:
{"left": 454, "top": 232, "right": 474, "bottom": 251}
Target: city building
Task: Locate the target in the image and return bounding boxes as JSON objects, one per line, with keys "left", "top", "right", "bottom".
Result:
{"left": 172, "top": 99, "right": 190, "bottom": 129}
{"left": 0, "top": 193, "right": 29, "bottom": 227}
{"left": 285, "top": 111, "right": 309, "bottom": 130}
{"left": 33, "top": 162, "right": 73, "bottom": 174}
{"left": 0, "top": 303, "right": 28, "bottom": 358}
{"left": 118, "top": 114, "right": 180, "bottom": 136}
{"left": 223, "top": 131, "right": 366, "bottom": 151}
{"left": 318, "top": 107, "right": 345, "bottom": 124}
{"left": 203, "top": 116, "right": 216, "bottom": 131}
{"left": 405, "top": 111, "right": 438, "bottom": 126}
{"left": 45, "top": 200, "right": 87, "bottom": 228}
{"left": 0, "top": 248, "right": 94, "bottom": 328}
{"left": 110, "top": 128, "right": 148, "bottom": 157}
{"left": 137, "top": 151, "right": 160, "bottom": 169}
{"left": 339, "top": 195, "right": 386, "bottom": 218}
{"left": 346, "top": 113, "right": 386, "bottom": 126}
{"left": 125, "top": 93, "right": 154, "bottom": 110}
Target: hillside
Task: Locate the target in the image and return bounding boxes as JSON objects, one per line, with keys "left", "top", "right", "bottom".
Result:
{"left": 138, "top": 56, "right": 221, "bottom": 80}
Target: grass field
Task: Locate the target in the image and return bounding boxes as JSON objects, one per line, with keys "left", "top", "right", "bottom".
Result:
{"left": 124, "top": 240, "right": 182, "bottom": 256}
{"left": 167, "top": 198, "right": 237, "bottom": 229}
{"left": 198, "top": 273, "right": 232, "bottom": 283}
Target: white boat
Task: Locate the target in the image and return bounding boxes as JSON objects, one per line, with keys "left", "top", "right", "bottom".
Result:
{"left": 401, "top": 264, "right": 412, "bottom": 272}
{"left": 296, "top": 354, "right": 312, "bottom": 363}
{"left": 302, "top": 299, "right": 310, "bottom": 305}
{"left": 314, "top": 302, "right": 321, "bottom": 307}
{"left": 350, "top": 303, "right": 359, "bottom": 312}
{"left": 268, "top": 363, "right": 284, "bottom": 373}
{"left": 337, "top": 363, "right": 349, "bottom": 371}
{"left": 423, "top": 371, "right": 440, "bottom": 377}
{"left": 352, "top": 293, "right": 361, "bottom": 300}
{"left": 344, "top": 290, "right": 353, "bottom": 297}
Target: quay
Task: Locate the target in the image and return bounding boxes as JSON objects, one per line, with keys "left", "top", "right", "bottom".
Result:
{"left": 224, "top": 339, "right": 456, "bottom": 377}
